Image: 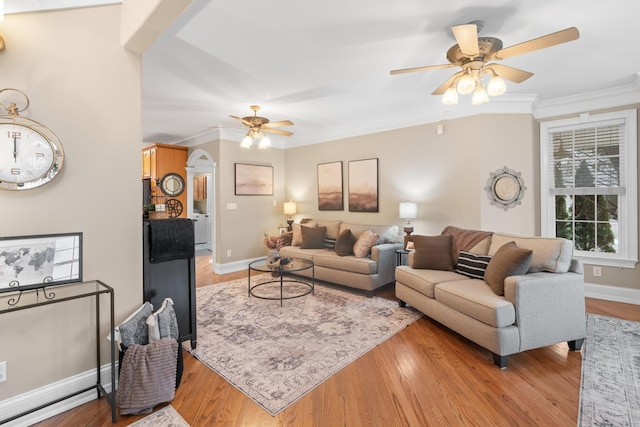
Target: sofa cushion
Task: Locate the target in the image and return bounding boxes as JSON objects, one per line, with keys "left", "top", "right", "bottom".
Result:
{"left": 339, "top": 223, "right": 400, "bottom": 243}
{"left": 291, "top": 221, "right": 317, "bottom": 246}
{"left": 353, "top": 229, "right": 379, "bottom": 258}
{"left": 484, "top": 242, "right": 533, "bottom": 296}
{"left": 488, "top": 233, "right": 573, "bottom": 273}
{"left": 313, "top": 251, "right": 377, "bottom": 274}
{"left": 335, "top": 228, "right": 356, "bottom": 256}
{"left": 395, "top": 266, "right": 468, "bottom": 299}
{"left": 279, "top": 246, "right": 326, "bottom": 262}
{"left": 455, "top": 251, "right": 492, "bottom": 279}
{"left": 301, "top": 226, "right": 327, "bottom": 249}
{"left": 434, "top": 280, "right": 516, "bottom": 328}
{"left": 412, "top": 235, "right": 454, "bottom": 271}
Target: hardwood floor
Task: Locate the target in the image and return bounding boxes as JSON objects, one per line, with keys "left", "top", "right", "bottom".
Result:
{"left": 34, "top": 255, "right": 640, "bottom": 426}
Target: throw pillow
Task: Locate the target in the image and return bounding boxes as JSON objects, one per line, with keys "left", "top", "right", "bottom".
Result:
{"left": 412, "top": 235, "right": 454, "bottom": 271}
{"left": 291, "top": 221, "right": 317, "bottom": 246}
{"left": 281, "top": 231, "right": 293, "bottom": 247}
{"left": 112, "top": 301, "right": 154, "bottom": 350}
{"left": 335, "top": 228, "right": 357, "bottom": 256}
{"left": 301, "top": 226, "right": 327, "bottom": 249}
{"left": 455, "top": 251, "right": 493, "bottom": 279}
{"left": 147, "top": 298, "right": 180, "bottom": 342}
{"left": 484, "top": 241, "right": 534, "bottom": 296}
{"left": 353, "top": 229, "right": 379, "bottom": 258}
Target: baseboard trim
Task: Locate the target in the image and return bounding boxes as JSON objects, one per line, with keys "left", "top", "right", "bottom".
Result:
{"left": 214, "top": 256, "right": 264, "bottom": 275}
{"left": 584, "top": 282, "right": 640, "bottom": 305}
{"left": 0, "top": 364, "right": 116, "bottom": 427}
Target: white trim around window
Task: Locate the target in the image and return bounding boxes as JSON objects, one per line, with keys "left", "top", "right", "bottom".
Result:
{"left": 540, "top": 109, "right": 638, "bottom": 268}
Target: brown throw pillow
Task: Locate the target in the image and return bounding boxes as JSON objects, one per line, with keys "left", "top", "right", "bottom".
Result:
{"left": 484, "top": 241, "right": 533, "bottom": 296}
{"left": 301, "top": 226, "right": 327, "bottom": 249}
{"left": 335, "top": 229, "right": 356, "bottom": 256}
{"left": 412, "top": 235, "right": 454, "bottom": 270}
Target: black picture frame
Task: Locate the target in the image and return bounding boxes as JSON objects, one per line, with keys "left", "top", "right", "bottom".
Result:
{"left": 234, "top": 163, "right": 274, "bottom": 195}
{"left": 0, "top": 232, "right": 83, "bottom": 293}
{"left": 348, "top": 158, "right": 378, "bottom": 212}
{"left": 317, "top": 161, "right": 344, "bottom": 210}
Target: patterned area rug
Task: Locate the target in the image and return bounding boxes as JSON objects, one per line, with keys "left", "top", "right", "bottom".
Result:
{"left": 189, "top": 275, "right": 422, "bottom": 415}
{"left": 579, "top": 314, "right": 640, "bottom": 426}
{"left": 129, "top": 405, "right": 189, "bottom": 426}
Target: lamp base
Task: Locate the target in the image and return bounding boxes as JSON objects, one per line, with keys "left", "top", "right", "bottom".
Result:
{"left": 403, "top": 226, "right": 414, "bottom": 236}
{"left": 287, "top": 219, "right": 294, "bottom": 231}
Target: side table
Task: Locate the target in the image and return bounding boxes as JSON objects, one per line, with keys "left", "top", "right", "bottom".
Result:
{"left": 396, "top": 249, "right": 410, "bottom": 266}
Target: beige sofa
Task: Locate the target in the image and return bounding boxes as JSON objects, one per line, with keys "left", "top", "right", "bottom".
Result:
{"left": 279, "top": 220, "right": 403, "bottom": 292}
{"left": 395, "top": 227, "right": 587, "bottom": 368}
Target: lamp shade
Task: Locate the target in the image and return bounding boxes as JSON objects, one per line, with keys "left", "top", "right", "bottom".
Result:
{"left": 399, "top": 201, "right": 417, "bottom": 220}
{"left": 283, "top": 201, "right": 297, "bottom": 216}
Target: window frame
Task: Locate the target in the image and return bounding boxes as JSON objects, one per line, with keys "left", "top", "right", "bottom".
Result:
{"left": 540, "top": 109, "right": 638, "bottom": 268}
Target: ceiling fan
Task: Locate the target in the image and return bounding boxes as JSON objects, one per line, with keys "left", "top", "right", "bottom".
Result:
{"left": 230, "top": 105, "right": 294, "bottom": 148}
{"left": 390, "top": 21, "right": 579, "bottom": 105}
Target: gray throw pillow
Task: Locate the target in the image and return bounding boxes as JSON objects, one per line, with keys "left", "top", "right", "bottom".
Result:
{"left": 484, "top": 241, "right": 533, "bottom": 295}
{"left": 147, "top": 298, "right": 180, "bottom": 342}
{"left": 116, "top": 301, "right": 154, "bottom": 348}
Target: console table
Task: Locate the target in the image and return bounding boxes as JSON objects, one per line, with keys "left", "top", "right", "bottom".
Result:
{"left": 0, "top": 280, "right": 116, "bottom": 424}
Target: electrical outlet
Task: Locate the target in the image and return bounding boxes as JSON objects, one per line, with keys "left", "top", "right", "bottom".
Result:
{"left": 226, "top": 249, "right": 232, "bottom": 257}
{"left": 593, "top": 266, "right": 602, "bottom": 277}
{"left": 0, "top": 361, "right": 7, "bottom": 383}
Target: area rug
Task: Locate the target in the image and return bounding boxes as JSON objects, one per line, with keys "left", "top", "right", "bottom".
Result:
{"left": 188, "top": 274, "right": 422, "bottom": 415}
{"left": 578, "top": 313, "right": 640, "bottom": 426}
{"left": 129, "top": 405, "right": 190, "bottom": 426}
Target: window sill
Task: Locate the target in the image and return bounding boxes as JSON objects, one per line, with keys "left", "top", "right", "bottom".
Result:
{"left": 575, "top": 254, "right": 638, "bottom": 269}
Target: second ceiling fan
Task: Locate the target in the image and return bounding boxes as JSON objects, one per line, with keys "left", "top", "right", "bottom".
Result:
{"left": 390, "top": 21, "right": 579, "bottom": 105}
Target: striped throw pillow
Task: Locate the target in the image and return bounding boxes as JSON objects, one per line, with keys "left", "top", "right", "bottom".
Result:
{"left": 455, "top": 251, "right": 492, "bottom": 279}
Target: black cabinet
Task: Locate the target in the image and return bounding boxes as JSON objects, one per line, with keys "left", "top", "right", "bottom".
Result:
{"left": 143, "top": 221, "right": 197, "bottom": 349}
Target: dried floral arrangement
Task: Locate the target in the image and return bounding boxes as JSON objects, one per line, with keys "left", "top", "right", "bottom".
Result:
{"left": 264, "top": 233, "right": 286, "bottom": 249}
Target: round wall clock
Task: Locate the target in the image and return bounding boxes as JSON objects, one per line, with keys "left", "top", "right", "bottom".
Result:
{"left": 485, "top": 166, "right": 527, "bottom": 211}
{"left": 0, "top": 89, "right": 64, "bottom": 191}
{"left": 160, "top": 172, "right": 185, "bottom": 197}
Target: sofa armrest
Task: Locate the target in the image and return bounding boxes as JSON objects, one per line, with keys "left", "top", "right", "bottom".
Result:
{"left": 372, "top": 243, "right": 403, "bottom": 285}
{"left": 504, "top": 272, "right": 586, "bottom": 352}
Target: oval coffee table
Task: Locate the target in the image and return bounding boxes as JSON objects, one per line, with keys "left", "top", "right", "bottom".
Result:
{"left": 247, "top": 258, "right": 314, "bottom": 306}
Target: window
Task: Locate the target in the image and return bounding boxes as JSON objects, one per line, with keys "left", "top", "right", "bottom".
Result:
{"left": 540, "top": 109, "right": 638, "bottom": 268}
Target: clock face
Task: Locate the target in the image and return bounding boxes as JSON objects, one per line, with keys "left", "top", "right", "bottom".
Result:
{"left": 0, "top": 119, "right": 64, "bottom": 190}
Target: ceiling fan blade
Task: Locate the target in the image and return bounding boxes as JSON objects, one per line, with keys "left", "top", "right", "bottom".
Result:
{"left": 263, "top": 128, "right": 293, "bottom": 136}
{"left": 390, "top": 63, "right": 455, "bottom": 75}
{"left": 495, "top": 27, "right": 579, "bottom": 60}
{"left": 229, "top": 115, "right": 253, "bottom": 127}
{"left": 451, "top": 24, "right": 479, "bottom": 57}
{"left": 264, "top": 120, "right": 294, "bottom": 128}
{"left": 431, "top": 70, "right": 465, "bottom": 95}
{"left": 484, "top": 64, "right": 533, "bottom": 83}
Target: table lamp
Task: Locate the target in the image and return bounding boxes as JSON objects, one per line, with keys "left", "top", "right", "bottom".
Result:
{"left": 399, "top": 201, "right": 417, "bottom": 236}
{"left": 284, "top": 201, "right": 297, "bottom": 231}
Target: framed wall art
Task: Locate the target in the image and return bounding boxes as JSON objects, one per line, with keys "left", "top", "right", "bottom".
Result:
{"left": 317, "top": 161, "right": 344, "bottom": 210}
{"left": 234, "top": 163, "right": 274, "bottom": 195}
{"left": 0, "top": 232, "right": 83, "bottom": 293}
{"left": 348, "top": 158, "right": 378, "bottom": 212}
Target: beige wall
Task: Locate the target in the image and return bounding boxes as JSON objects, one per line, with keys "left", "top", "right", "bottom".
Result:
{"left": 284, "top": 114, "right": 536, "bottom": 236}
{"left": 0, "top": 6, "right": 142, "bottom": 399}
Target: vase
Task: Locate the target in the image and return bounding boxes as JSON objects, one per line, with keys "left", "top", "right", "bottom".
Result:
{"left": 267, "top": 248, "right": 279, "bottom": 264}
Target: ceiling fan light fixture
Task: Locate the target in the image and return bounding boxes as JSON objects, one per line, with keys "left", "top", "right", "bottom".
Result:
{"left": 487, "top": 75, "right": 506, "bottom": 96}
{"left": 258, "top": 134, "right": 271, "bottom": 149}
{"left": 456, "top": 73, "right": 476, "bottom": 95}
{"left": 472, "top": 84, "right": 489, "bottom": 105}
{"left": 241, "top": 133, "right": 253, "bottom": 148}
{"left": 442, "top": 86, "right": 459, "bottom": 104}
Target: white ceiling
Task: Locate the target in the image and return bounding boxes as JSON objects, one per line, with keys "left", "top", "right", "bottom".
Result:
{"left": 10, "top": 1, "right": 640, "bottom": 148}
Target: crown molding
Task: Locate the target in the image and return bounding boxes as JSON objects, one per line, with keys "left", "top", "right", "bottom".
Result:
{"left": 533, "top": 73, "right": 640, "bottom": 119}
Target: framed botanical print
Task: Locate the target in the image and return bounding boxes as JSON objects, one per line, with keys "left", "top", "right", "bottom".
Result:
{"left": 317, "top": 161, "right": 344, "bottom": 210}
{"left": 348, "top": 158, "right": 378, "bottom": 212}
{"left": 234, "top": 163, "right": 274, "bottom": 195}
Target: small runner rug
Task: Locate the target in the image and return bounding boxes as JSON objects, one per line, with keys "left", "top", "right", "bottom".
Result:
{"left": 188, "top": 274, "right": 422, "bottom": 415}
{"left": 578, "top": 313, "right": 640, "bottom": 426}
{"left": 129, "top": 405, "right": 189, "bottom": 427}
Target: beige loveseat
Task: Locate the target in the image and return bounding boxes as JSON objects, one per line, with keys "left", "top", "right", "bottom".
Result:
{"left": 395, "top": 226, "right": 587, "bottom": 368}
{"left": 279, "top": 220, "right": 403, "bottom": 292}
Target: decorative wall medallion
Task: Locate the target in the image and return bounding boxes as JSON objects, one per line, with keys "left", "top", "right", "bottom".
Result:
{"left": 485, "top": 166, "right": 526, "bottom": 211}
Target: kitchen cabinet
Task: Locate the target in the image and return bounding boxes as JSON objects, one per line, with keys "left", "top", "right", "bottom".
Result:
{"left": 142, "top": 143, "right": 188, "bottom": 218}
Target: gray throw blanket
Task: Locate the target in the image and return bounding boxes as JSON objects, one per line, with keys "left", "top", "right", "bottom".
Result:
{"left": 117, "top": 339, "right": 178, "bottom": 415}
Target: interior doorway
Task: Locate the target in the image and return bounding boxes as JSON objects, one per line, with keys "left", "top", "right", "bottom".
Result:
{"left": 186, "top": 149, "right": 216, "bottom": 285}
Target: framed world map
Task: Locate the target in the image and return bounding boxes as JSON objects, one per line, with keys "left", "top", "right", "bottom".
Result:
{"left": 0, "top": 232, "right": 83, "bottom": 293}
